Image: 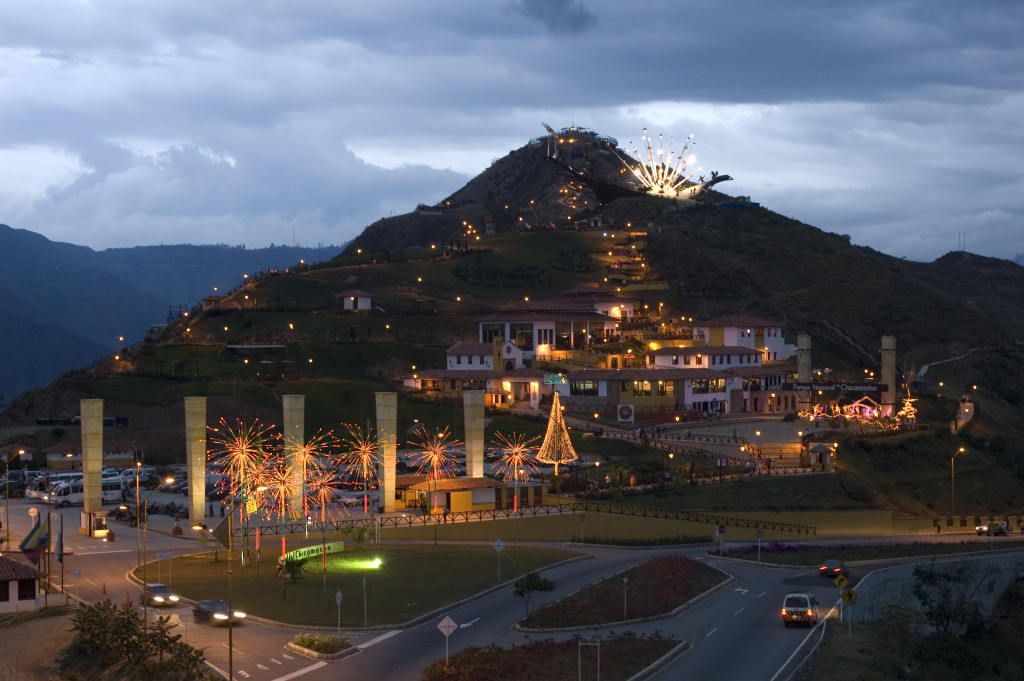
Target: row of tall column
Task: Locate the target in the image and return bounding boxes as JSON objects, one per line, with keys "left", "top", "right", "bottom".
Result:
{"left": 77, "top": 390, "right": 489, "bottom": 533}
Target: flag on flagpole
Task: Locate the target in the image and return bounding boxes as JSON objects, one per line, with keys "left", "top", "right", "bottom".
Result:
{"left": 20, "top": 515, "right": 50, "bottom": 566}
{"left": 56, "top": 514, "right": 64, "bottom": 564}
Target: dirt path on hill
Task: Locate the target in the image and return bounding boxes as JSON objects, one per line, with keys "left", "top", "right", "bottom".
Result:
{"left": 0, "top": 612, "right": 74, "bottom": 681}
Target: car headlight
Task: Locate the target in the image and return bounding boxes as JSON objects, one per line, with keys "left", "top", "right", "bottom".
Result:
{"left": 153, "top": 596, "right": 165, "bottom": 602}
{"left": 169, "top": 595, "right": 179, "bottom": 602}
{"left": 213, "top": 613, "right": 229, "bottom": 620}
{"left": 233, "top": 611, "right": 247, "bottom": 619}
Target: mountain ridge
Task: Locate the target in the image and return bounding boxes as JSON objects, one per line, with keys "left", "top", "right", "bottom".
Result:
{"left": 0, "top": 223, "right": 344, "bottom": 402}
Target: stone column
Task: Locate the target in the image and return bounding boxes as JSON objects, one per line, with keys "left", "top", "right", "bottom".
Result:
{"left": 796, "top": 334, "right": 812, "bottom": 416}
{"left": 375, "top": 392, "right": 397, "bottom": 513}
{"left": 184, "top": 397, "right": 207, "bottom": 524}
{"left": 880, "top": 336, "right": 896, "bottom": 417}
{"left": 283, "top": 395, "right": 305, "bottom": 520}
{"left": 80, "top": 399, "right": 104, "bottom": 517}
{"left": 464, "top": 391, "right": 485, "bottom": 478}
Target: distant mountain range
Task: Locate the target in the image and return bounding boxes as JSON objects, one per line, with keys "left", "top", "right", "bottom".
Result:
{"left": 0, "top": 224, "right": 343, "bottom": 403}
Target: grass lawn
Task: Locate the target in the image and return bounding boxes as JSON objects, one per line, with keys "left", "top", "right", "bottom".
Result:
{"left": 721, "top": 537, "right": 1024, "bottom": 565}
{"left": 138, "top": 542, "right": 582, "bottom": 627}
{"left": 618, "top": 474, "right": 875, "bottom": 512}
{"left": 521, "top": 555, "right": 727, "bottom": 628}
{"left": 421, "top": 632, "right": 683, "bottom": 681}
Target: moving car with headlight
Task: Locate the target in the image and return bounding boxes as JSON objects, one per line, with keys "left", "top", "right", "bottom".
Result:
{"left": 193, "top": 600, "right": 246, "bottom": 625}
{"left": 818, "top": 559, "right": 846, "bottom": 577}
{"left": 976, "top": 520, "right": 1010, "bottom": 536}
{"left": 144, "top": 583, "right": 180, "bottom": 607}
{"left": 781, "top": 592, "right": 819, "bottom": 627}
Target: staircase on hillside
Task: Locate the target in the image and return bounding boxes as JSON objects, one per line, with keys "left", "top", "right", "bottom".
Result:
{"left": 815, "top": 320, "right": 880, "bottom": 368}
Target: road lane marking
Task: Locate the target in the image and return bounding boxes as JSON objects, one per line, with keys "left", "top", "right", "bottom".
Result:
{"left": 271, "top": 661, "right": 327, "bottom": 681}
{"left": 258, "top": 664, "right": 269, "bottom": 670}
{"left": 270, "top": 657, "right": 283, "bottom": 664}
{"left": 705, "top": 627, "right": 718, "bottom": 637}
{"left": 733, "top": 607, "right": 744, "bottom": 615}
{"left": 358, "top": 630, "right": 401, "bottom": 649}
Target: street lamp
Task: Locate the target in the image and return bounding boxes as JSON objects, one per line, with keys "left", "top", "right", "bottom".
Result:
{"left": 951, "top": 447, "right": 966, "bottom": 519}
{"left": 228, "top": 495, "right": 235, "bottom": 681}
{"left": 3, "top": 448, "right": 25, "bottom": 550}
{"left": 755, "top": 430, "right": 761, "bottom": 457}
{"left": 135, "top": 462, "right": 142, "bottom": 574}
{"left": 141, "top": 476, "right": 174, "bottom": 633}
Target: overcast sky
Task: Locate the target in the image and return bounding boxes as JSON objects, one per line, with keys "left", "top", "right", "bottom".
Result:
{"left": 1, "top": 1, "right": 1021, "bottom": 262}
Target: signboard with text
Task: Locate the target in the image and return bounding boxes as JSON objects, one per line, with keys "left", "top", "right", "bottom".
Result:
{"left": 783, "top": 382, "right": 888, "bottom": 393}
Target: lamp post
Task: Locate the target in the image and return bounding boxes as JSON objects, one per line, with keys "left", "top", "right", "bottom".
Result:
{"left": 135, "top": 462, "right": 142, "bottom": 576}
{"left": 3, "top": 449, "right": 25, "bottom": 550}
{"left": 951, "top": 447, "right": 966, "bottom": 519}
{"left": 228, "top": 497, "right": 235, "bottom": 681}
{"left": 141, "top": 476, "right": 174, "bottom": 633}
{"left": 755, "top": 430, "right": 761, "bottom": 458}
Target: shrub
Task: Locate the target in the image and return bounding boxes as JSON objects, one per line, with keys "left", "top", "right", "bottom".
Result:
{"left": 292, "top": 633, "right": 351, "bottom": 654}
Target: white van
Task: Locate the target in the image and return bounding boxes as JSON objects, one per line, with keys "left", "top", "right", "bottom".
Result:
{"left": 25, "top": 472, "right": 81, "bottom": 500}
{"left": 101, "top": 477, "right": 123, "bottom": 504}
{"left": 45, "top": 481, "right": 84, "bottom": 507}
{"left": 42, "top": 476, "right": 122, "bottom": 506}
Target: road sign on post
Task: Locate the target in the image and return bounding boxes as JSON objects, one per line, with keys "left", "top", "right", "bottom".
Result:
{"left": 493, "top": 539, "right": 504, "bottom": 582}
{"left": 438, "top": 615, "right": 458, "bottom": 666}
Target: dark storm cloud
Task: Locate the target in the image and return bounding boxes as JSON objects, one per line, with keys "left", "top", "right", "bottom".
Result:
{"left": 0, "top": 1, "right": 1020, "bottom": 261}
{"left": 514, "top": 0, "right": 598, "bottom": 34}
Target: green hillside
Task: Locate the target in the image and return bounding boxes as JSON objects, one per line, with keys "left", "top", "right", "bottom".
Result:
{"left": 3, "top": 130, "right": 1023, "bottom": 517}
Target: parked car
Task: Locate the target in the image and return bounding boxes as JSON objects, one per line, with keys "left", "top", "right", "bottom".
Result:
{"left": 976, "top": 520, "right": 1010, "bottom": 536}
{"left": 144, "top": 583, "right": 180, "bottom": 607}
{"left": 157, "top": 479, "right": 179, "bottom": 493}
{"left": 193, "top": 600, "right": 246, "bottom": 626}
{"left": 171, "top": 480, "right": 189, "bottom": 495}
{"left": 818, "top": 559, "right": 846, "bottom": 577}
{"left": 781, "top": 592, "right": 819, "bottom": 627}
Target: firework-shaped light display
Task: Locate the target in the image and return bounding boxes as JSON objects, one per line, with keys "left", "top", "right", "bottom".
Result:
{"left": 282, "top": 428, "right": 338, "bottom": 518}
{"left": 306, "top": 466, "right": 347, "bottom": 523}
{"left": 622, "top": 129, "right": 702, "bottom": 199}
{"left": 207, "top": 417, "right": 276, "bottom": 503}
{"left": 492, "top": 432, "right": 540, "bottom": 483}
{"left": 410, "top": 425, "right": 462, "bottom": 512}
{"left": 535, "top": 392, "right": 578, "bottom": 475}
{"left": 337, "top": 423, "right": 380, "bottom": 511}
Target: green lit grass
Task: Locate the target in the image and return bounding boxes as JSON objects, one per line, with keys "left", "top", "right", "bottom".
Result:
{"left": 140, "top": 542, "right": 582, "bottom": 627}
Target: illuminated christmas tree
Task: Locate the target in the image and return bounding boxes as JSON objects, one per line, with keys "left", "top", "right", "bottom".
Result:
{"left": 536, "top": 392, "right": 578, "bottom": 475}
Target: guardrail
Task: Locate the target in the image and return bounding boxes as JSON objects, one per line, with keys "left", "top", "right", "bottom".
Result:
{"left": 232, "top": 499, "right": 816, "bottom": 537}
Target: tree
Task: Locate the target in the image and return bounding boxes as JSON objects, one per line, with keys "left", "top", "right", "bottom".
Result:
{"left": 514, "top": 572, "right": 556, "bottom": 616}
{"left": 912, "top": 561, "right": 989, "bottom": 636}
{"left": 61, "top": 599, "right": 210, "bottom": 680}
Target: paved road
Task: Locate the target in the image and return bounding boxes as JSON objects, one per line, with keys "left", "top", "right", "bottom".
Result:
{"left": 8, "top": 490, "right": 1013, "bottom": 681}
